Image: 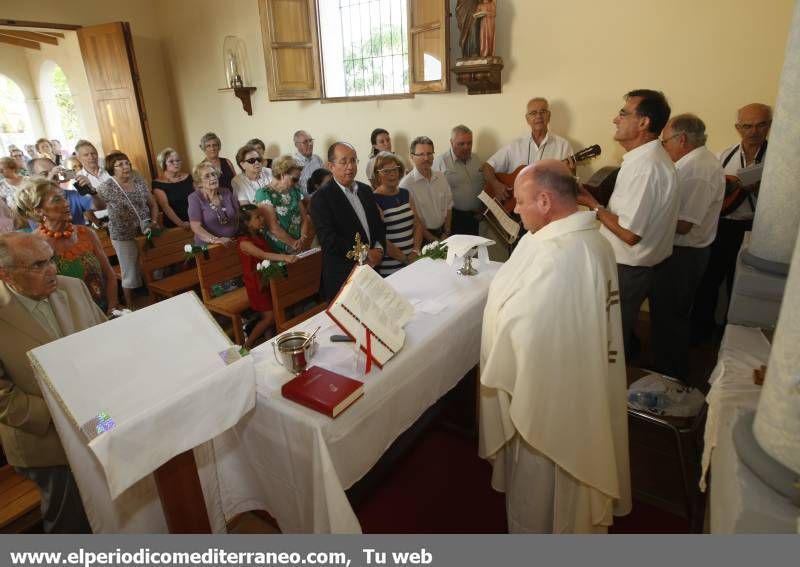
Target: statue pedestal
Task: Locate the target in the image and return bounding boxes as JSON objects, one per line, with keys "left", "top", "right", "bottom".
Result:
{"left": 452, "top": 56, "right": 504, "bottom": 95}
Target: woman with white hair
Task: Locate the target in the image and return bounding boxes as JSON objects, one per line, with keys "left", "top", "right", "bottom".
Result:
{"left": 254, "top": 155, "right": 310, "bottom": 254}
{"left": 199, "top": 132, "right": 236, "bottom": 190}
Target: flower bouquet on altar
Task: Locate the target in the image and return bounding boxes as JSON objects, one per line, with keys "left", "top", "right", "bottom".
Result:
{"left": 418, "top": 240, "right": 448, "bottom": 261}
{"left": 184, "top": 243, "right": 209, "bottom": 261}
{"left": 256, "top": 259, "right": 288, "bottom": 285}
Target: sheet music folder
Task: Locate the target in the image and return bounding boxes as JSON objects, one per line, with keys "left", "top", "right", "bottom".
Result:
{"left": 326, "top": 265, "right": 414, "bottom": 368}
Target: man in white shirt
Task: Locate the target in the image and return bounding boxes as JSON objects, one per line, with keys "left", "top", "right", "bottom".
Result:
{"left": 292, "top": 130, "right": 324, "bottom": 196}
{"left": 432, "top": 125, "right": 483, "bottom": 235}
{"left": 480, "top": 160, "right": 631, "bottom": 533}
{"left": 692, "top": 103, "right": 771, "bottom": 343}
{"left": 651, "top": 114, "right": 724, "bottom": 383}
{"left": 483, "top": 97, "right": 574, "bottom": 203}
{"left": 400, "top": 136, "right": 453, "bottom": 243}
{"left": 579, "top": 89, "right": 679, "bottom": 359}
{"left": 74, "top": 140, "right": 110, "bottom": 192}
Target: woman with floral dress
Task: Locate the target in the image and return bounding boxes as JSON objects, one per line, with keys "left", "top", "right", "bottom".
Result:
{"left": 254, "top": 155, "right": 311, "bottom": 254}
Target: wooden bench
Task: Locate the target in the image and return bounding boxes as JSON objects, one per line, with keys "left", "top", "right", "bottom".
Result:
{"left": 135, "top": 228, "right": 198, "bottom": 302}
{"left": 269, "top": 251, "right": 326, "bottom": 333}
{"left": 94, "top": 227, "right": 122, "bottom": 281}
{"left": 0, "top": 465, "right": 41, "bottom": 533}
{"left": 195, "top": 244, "right": 250, "bottom": 345}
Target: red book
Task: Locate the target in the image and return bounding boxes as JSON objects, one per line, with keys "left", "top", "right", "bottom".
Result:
{"left": 281, "top": 366, "right": 364, "bottom": 418}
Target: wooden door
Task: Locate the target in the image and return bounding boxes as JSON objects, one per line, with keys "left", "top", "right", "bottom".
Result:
{"left": 77, "top": 22, "right": 155, "bottom": 183}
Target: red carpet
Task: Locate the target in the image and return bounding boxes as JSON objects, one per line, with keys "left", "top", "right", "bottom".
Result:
{"left": 355, "top": 426, "right": 689, "bottom": 534}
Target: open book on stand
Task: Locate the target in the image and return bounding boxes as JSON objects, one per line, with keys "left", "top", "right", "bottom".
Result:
{"left": 326, "top": 264, "right": 414, "bottom": 368}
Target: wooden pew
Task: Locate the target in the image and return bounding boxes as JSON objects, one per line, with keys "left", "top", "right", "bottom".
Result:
{"left": 195, "top": 244, "right": 249, "bottom": 345}
{"left": 0, "top": 465, "right": 41, "bottom": 533}
{"left": 93, "top": 227, "right": 122, "bottom": 281}
{"left": 269, "top": 252, "right": 326, "bottom": 333}
{"left": 135, "top": 228, "right": 198, "bottom": 302}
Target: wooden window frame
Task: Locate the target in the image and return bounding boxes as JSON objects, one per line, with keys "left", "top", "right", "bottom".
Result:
{"left": 259, "top": 0, "right": 449, "bottom": 102}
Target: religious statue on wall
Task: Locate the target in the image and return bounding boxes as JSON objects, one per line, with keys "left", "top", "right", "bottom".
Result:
{"left": 457, "top": 0, "right": 497, "bottom": 58}
{"left": 453, "top": 0, "right": 503, "bottom": 94}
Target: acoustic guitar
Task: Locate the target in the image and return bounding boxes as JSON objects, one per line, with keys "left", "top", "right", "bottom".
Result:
{"left": 484, "top": 144, "right": 602, "bottom": 213}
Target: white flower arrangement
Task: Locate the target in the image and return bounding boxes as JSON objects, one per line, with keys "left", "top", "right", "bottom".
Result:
{"left": 257, "top": 258, "right": 288, "bottom": 283}
{"left": 419, "top": 240, "right": 448, "bottom": 260}
{"left": 184, "top": 243, "right": 209, "bottom": 260}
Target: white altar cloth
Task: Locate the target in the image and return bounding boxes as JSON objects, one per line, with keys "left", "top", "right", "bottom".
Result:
{"left": 214, "top": 258, "right": 500, "bottom": 533}
{"left": 701, "top": 324, "right": 798, "bottom": 533}
{"left": 30, "top": 293, "right": 256, "bottom": 532}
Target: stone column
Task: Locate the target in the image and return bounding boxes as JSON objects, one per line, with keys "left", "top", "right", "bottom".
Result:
{"left": 728, "top": 0, "right": 800, "bottom": 328}
{"left": 744, "top": 0, "right": 800, "bottom": 274}
{"left": 753, "top": 219, "right": 800, "bottom": 476}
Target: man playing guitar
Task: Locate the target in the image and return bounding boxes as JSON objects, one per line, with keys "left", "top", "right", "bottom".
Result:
{"left": 483, "top": 97, "right": 575, "bottom": 202}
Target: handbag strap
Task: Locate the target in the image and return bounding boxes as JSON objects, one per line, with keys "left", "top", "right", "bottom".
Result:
{"left": 111, "top": 176, "right": 148, "bottom": 227}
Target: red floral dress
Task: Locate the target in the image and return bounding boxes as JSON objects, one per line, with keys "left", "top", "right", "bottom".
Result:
{"left": 237, "top": 235, "right": 275, "bottom": 313}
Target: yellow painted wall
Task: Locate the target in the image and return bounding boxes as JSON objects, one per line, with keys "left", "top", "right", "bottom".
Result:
{"left": 2, "top": 0, "right": 794, "bottom": 179}
{"left": 22, "top": 32, "right": 102, "bottom": 152}
{"left": 0, "top": 43, "right": 45, "bottom": 142}
{"left": 157, "top": 0, "right": 795, "bottom": 178}
{"left": 1, "top": 0, "right": 183, "bottom": 162}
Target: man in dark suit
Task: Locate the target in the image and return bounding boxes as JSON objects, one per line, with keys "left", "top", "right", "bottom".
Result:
{"left": 310, "top": 142, "right": 386, "bottom": 300}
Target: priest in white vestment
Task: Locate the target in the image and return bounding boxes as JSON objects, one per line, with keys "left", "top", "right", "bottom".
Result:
{"left": 479, "top": 160, "right": 632, "bottom": 533}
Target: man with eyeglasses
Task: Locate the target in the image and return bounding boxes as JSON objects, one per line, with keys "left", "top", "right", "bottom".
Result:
{"left": 483, "top": 98, "right": 574, "bottom": 203}
{"left": 310, "top": 142, "right": 385, "bottom": 300}
{"left": 432, "top": 125, "right": 484, "bottom": 236}
{"left": 0, "top": 232, "right": 106, "bottom": 532}
{"left": 9, "top": 147, "right": 29, "bottom": 176}
{"left": 650, "top": 114, "right": 724, "bottom": 383}
{"left": 400, "top": 136, "right": 453, "bottom": 243}
{"left": 578, "top": 89, "right": 678, "bottom": 361}
{"left": 292, "top": 130, "right": 324, "bottom": 195}
{"left": 691, "top": 103, "right": 772, "bottom": 343}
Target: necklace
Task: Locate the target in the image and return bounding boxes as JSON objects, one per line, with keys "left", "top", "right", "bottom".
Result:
{"left": 40, "top": 222, "right": 74, "bottom": 239}
{"left": 205, "top": 192, "right": 229, "bottom": 225}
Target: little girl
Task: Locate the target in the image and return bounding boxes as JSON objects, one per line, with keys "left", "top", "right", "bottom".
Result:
{"left": 237, "top": 204, "right": 297, "bottom": 348}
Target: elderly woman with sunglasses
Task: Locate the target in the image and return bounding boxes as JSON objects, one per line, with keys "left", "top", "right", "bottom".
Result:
{"left": 188, "top": 162, "right": 239, "bottom": 246}
{"left": 232, "top": 144, "right": 272, "bottom": 205}
{"left": 254, "top": 155, "right": 310, "bottom": 254}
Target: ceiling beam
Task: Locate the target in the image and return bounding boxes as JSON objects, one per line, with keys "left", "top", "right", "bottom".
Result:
{"left": 0, "top": 33, "right": 40, "bottom": 49}
{"left": 0, "top": 30, "right": 59, "bottom": 45}
{"left": 0, "top": 19, "right": 81, "bottom": 31}
{"left": 39, "top": 32, "right": 66, "bottom": 39}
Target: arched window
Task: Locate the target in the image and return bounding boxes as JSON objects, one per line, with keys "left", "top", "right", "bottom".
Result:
{"left": 40, "top": 62, "right": 80, "bottom": 151}
{"left": 51, "top": 65, "right": 79, "bottom": 148}
{"left": 0, "top": 74, "right": 33, "bottom": 155}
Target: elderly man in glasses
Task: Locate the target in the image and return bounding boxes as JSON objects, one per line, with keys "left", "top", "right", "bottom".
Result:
{"left": 577, "top": 89, "right": 678, "bottom": 362}
{"left": 292, "top": 130, "right": 324, "bottom": 196}
{"left": 310, "top": 142, "right": 385, "bottom": 300}
{"left": 400, "top": 136, "right": 453, "bottom": 244}
{"left": 483, "top": 97, "right": 575, "bottom": 205}
{"left": 691, "top": 103, "right": 772, "bottom": 344}
{"left": 0, "top": 232, "right": 106, "bottom": 532}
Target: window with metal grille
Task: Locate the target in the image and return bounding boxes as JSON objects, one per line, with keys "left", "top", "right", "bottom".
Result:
{"left": 318, "top": 0, "right": 410, "bottom": 98}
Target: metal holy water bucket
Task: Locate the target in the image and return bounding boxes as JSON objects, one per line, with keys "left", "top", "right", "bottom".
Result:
{"left": 272, "top": 331, "right": 317, "bottom": 373}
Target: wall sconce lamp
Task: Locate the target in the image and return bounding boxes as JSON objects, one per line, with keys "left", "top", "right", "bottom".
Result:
{"left": 219, "top": 35, "right": 256, "bottom": 115}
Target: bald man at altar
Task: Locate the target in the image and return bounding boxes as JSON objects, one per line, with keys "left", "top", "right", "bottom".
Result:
{"left": 479, "top": 160, "right": 631, "bottom": 533}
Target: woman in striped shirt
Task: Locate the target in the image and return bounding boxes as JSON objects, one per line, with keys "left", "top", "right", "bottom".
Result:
{"left": 370, "top": 152, "right": 423, "bottom": 276}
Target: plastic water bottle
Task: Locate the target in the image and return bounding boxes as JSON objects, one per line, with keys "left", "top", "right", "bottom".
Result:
{"left": 628, "top": 391, "right": 667, "bottom": 412}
